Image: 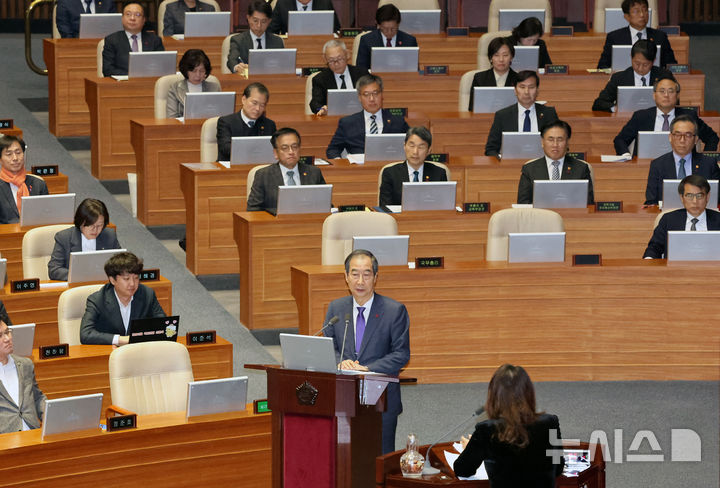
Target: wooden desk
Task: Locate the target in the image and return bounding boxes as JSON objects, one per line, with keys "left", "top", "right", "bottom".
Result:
{"left": 39, "top": 172, "right": 69, "bottom": 194}
{"left": 0, "top": 409, "right": 271, "bottom": 487}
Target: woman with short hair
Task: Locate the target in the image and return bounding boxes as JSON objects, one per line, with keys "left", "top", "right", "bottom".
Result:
{"left": 166, "top": 49, "right": 220, "bottom": 118}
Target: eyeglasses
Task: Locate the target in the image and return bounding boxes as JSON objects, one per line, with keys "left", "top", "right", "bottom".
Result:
{"left": 656, "top": 88, "right": 677, "bottom": 95}
{"left": 360, "top": 90, "right": 381, "bottom": 98}
{"left": 0, "top": 329, "right": 12, "bottom": 339}
{"left": 683, "top": 193, "right": 707, "bottom": 201}
{"left": 325, "top": 56, "right": 345, "bottom": 65}
{"left": 123, "top": 11, "right": 143, "bottom": 18}
{"left": 278, "top": 144, "right": 300, "bottom": 152}
{"left": 671, "top": 132, "right": 696, "bottom": 140}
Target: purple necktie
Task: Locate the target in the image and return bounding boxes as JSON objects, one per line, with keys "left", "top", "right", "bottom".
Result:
{"left": 355, "top": 306, "right": 365, "bottom": 353}
{"left": 131, "top": 34, "right": 138, "bottom": 53}
{"left": 661, "top": 114, "right": 670, "bottom": 131}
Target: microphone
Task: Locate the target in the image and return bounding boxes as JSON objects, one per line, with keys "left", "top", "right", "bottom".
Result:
{"left": 338, "top": 313, "right": 350, "bottom": 370}
{"left": 313, "top": 316, "right": 339, "bottom": 336}
{"left": 421, "top": 406, "right": 485, "bottom": 475}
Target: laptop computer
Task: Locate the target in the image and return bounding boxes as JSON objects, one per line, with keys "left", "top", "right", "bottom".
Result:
{"left": 370, "top": 47, "right": 419, "bottom": 73}
{"left": 500, "top": 132, "right": 542, "bottom": 160}
{"left": 186, "top": 376, "right": 248, "bottom": 418}
{"left": 611, "top": 44, "right": 660, "bottom": 72}
{"left": 401, "top": 181, "right": 457, "bottom": 211}
{"left": 667, "top": 230, "right": 720, "bottom": 261}
{"left": 498, "top": 9, "right": 545, "bottom": 31}
{"left": 364, "top": 133, "right": 406, "bottom": 161}
{"left": 128, "top": 315, "right": 180, "bottom": 343}
{"left": 79, "top": 13, "right": 122, "bottom": 39}
{"left": 662, "top": 179, "right": 719, "bottom": 210}
{"left": 512, "top": 46, "right": 540, "bottom": 72}
{"left": 279, "top": 333, "right": 337, "bottom": 373}
{"left": 0, "top": 258, "right": 6, "bottom": 288}
{"left": 636, "top": 131, "right": 671, "bottom": 159}
{"left": 472, "top": 87, "right": 517, "bottom": 113}
{"left": 229, "top": 136, "right": 274, "bottom": 164}
{"left": 616, "top": 86, "right": 655, "bottom": 112}
{"left": 352, "top": 235, "right": 409, "bottom": 265}
{"left": 67, "top": 248, "right": 127, "bottom": 284}
{"left": 20, "top": 193, "right": 75, "bottom": 227}
{"left": 605, "top": 8, "right": 653, "bottom": 33}
{"left": 8, "top": 323, "right": 34, "bottom": 357}
{"left": 533, "top": 180, "right": 590, "bottom": 208}
{"left": 184, "top": 92, "right": 236, "bottom": 120}
{"left": 184, "top": 12, "right": 231, "bottom": 37}
{"left": 128, "top": 51, "right": 177, "bottom": 78}
{"left": 398, "top": 10, "right": 442, "bottom": 34}
{"left": 276, "top": 184, "right": 333, "bottom": 215}
{"left": 508, "top": 232, "right": 566, "bottom": 263}
{"left": 248, "top": 49, "right": 297, "bottom": 75}
{"left": 288, "top": 10, "right": 335, "bottom": 35}
{"left": 41, "top": 393, "right": 103, "bottom": 439}
{"left": 327, "top": 89, "right": 363, "bottom": 116}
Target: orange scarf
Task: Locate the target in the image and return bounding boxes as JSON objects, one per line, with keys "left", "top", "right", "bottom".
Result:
{"left": 0, "top": 167, "right": 29, "bottom": 212}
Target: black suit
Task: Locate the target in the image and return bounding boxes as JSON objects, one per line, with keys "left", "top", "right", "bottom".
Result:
{"left": 215, "top": 112, "right": 277, "bottom": 162}
{"left": 102, "top": 30, "right": 165, "bottom": 77}
{"left": 597, "top": 26, "right": 677, "bottom": 69}
{"left": 48, "top": 227, "right": 121, "bottom": 281}
{"left": 0, "top": 175, "right": 49, "bottom": 225}
{"left": 326, "top": 109, "right": 409, "bottom": 158}
{"left": 485, "top": 103, "right": 559, "bottom": 157}
{"left": 643, "top": 208, "right": 720, "bottom": 258}
{"left": 269, "top": 0, "right": 340, "bottom": 34}
{"left": 645, "top": 152, "right": 720, "bottom": 205}
{"left": 246, "top": 162, "right": 326, "bottom": 214}
{"left": 592, "top": 66, "right": 669, "bottom": 112}
{"left": 613, "top": 107, "right": 719, "bottom": 155}
{"left": 163, "top": 0, "right": 216, "bottom": 36}
{"left": 468, "top": 68, "right": 518, "bottom": 112}
{"left": 309, "top": 65, "right": 369, "bottom": 114}
{"left": 379, "top": 161, "right": 448, "bottom": 206}
{"left": 56, "top": 0, "right": 116, "bottom": 38}
{"left": 355, "top": 29, "right": 418, "bottom": 70}
{"left": 517, "top": 156, "right": 594, "bottom": 204}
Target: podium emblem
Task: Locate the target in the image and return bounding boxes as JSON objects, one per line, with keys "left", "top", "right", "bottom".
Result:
{"left": 296, "top": 381, "right": 319, "bottom": 406}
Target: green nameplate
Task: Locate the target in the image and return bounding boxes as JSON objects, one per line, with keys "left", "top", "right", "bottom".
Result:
{"left": 446, "top": 27, "right": 469, "bottom": 37}
{"left": 387, "top": 107, "right": 408, "bottom": 118}
{"left": 0, "top": 119, "right": 13, "bottom": 129}
{"left": 701, "top": 152, "right": 719, "bottom": 160}
{"left": 340, "top": 28, "right": 363, "bottom": 38}
{"left": 545, "top": 64, "right": 569, "bottom": 75}
{"left": 298, "top": 155, "right": 315, "bottom": 165}
{"left": 677, "top": 105, "right": 698, "bottom": 115}
{"left": 301, "top": 66, "right": 324, "bottom": 76}
{"left": 39, "top": 343, "right": 69, "bottom": 359}
{"left": 427, "top": 153, "right": 448, "bottom": 163}
{"left": 551, "top": 26, "right": 573, "bottom": 36}
{"left": 11, "top": 279, "right": 39, "bottom": 293}
{"left": 595, "top": 201, "right": 623, "bottom": 212}
{"left": 464, "top": 202, "right": 490, "bottom": 213}
{"left": 187, "top": 330, "right": 216, "bottom": 345}
{"left": 668, "top": 64, "right": 689, "bottom": 74}
{"left": 139, "top": 268, "right": 159, "bottom": 281}
{"left": 424, "top": 65, "right": 448, "bottom": 75}
{"left": 254, "top": 399, "right": 271, "bottom": 414}
{"left": 338, "top": 205, "right": 366, "bottom": 212}
{"left": 567, "top": 152, "right": 586, "bottom": 160}
{"left": 416, "top": 257, "right": 444, "bottom": 269}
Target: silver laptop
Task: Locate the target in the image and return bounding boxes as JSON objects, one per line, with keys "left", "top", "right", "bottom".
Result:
{"left": 184, "top": 92, "right": 236, "bottom": 120}
{"left": 533, "top": 180, "right": 590, "bottom": 208}
{"left": 327, "top": 89, "right": 362, "bottom": 116}
{"left": 370, "top": 47, "right": 419, "bottom": 73}
{"left": 288, "top": 10, "right": 335, "bottom": 35}
{"left": 498, "top": 9, "right": 545, "bottom": 31}
{"left": 662, "top": 179, "right": 719, "bottom": 210}
{"left": 248, "top": 49, "right": 297, "bottom": 75}
{"left": 616, "top": 86, "right": 655, "bottom": 112}
{"left": 279, "top": 333, "right": 337, "bottom": 373}
{"left": 512, "top": 46, "right": 540, "bottom": 71}
{"left": 365, "top": 133, "right": 406, "bottom": 161}
{"left": 611, "top": 44, "right": 660, "bottom": 72}
{"left": 184, "top": 12, "right": 231, "bottom": 37}
{"left": 20, "top": 193, "right": 75, "bottom": 227}
{"left": 472, "top": 87, "right": 517, "bottom": 113}
{"left": 500, "top": 132, "right": 542, "bottom": 160}
{"left": 508, "top": 232, "right": 565, "bottom": 263}
{"left": 398, "top": 10, "right": 442, "bottom": 34}
{"left": 8, "top": 323, "right": 34, "bottom": 357}
{"left": 41, "top": 393, "right": 103, "bottom": 439}
{"left": 352, "top": 235, "right": 409, "bottom": 265}
{"left": 128, "top": 51, "right": 177, "bottom": 78}
{"left": 186, "top": 376, "right": 248, "bottom": 418}
{"left": 605, "top": 8, "right": 653, "bottom": 33}
{"left": 79, "top": 13, "right": 122, "bottom": 39}
{"left": 276, "top": 184, "right": 333, "bottom": 215}
{"left": 68, "top": 248, "right": 127, "bottom": 284}
{"left": 0, "top": 258, "right": 6, "bottom": 287}
{"left": 229, "top": 136, "right": 274, "bottom": 164}
{"left": 667, "top": 230, "right": 720, "bottom": 261}
{"left": 401, "top": 181, "right": 457, "bottom": 211}
{"left": 637, "top": 131, "right": 671, "bottom": 159}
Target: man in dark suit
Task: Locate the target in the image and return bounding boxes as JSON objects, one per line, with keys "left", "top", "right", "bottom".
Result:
{"left": 323, "top": 249, "right": 410, "bottom": 454}
{"left": 518, "top": 120, "right": 594, "bottom": 204}
{"left": 80, "top": 252, "right": 165, "bottom": 345}
{"left": 56, "top": 0, "right": 116, "bottom": 38}
{"left": 0, "top": 135, "right": 48, "bottom": 225}
{"left": 216, "top": 82, "right": 276, "bottom": 162}
{"left": 355, "top": 4, "right": 418, "bottom": 71}
{"left": 614, "top": 75, "right": 719, "bottom": 155}
{"left": 163, "top": 0, "right": 216, "bottom": 36}
{"left": 227, "top": 0, "right": 284, "bottom": 74}
{"left": 644, "top": 175, "right": 720, "bottom": 258}
{"left": 310, "top": 39, "right": 369, "bottom": 115}
{"left": 485, "top": 70, "right": 559, "bottom": 158}
{"left": 269, "top": 0, "right": 340, "bottom": 35}
{"left": 379, "top": 126, "right": 448, "bottom": 206}
{"left": 596, "top": 0, "right": 676, "bottom": 69}
{"left": 326, "top": 74, "right": 409, "bottom": 158}
{"left": 102, "top": 2, "right": 164, "bottom": 77}
{"left": 247, "top": 128, "right": 326, "bottom": 214}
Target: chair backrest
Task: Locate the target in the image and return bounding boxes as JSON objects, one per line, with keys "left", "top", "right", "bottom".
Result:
{"left": 486, "top": 207, "right": 564, "bottom": 261}
{"left": 221, "top": 34, "right": 234, "bottom": 74}
{"left": 97, "top": 39, "right": 105, "bottom": 77}
{"left": 593, "top": 0, "right": 659, "bottom": 33}
{"left": 154, "top": 74, "right": 222, "bottom": 118}
{"left": 246, "top": 164, "right": 270, "bottom": 200}
{"left": 22, "top": 224, "right": 73, "bottom": 280}
{"left": 52, "top": 5, "right": 61, "bottom": 39}
{"left": 158, "top": 0, "right": 222, "bottom": 37}
{"left": 654, "top": 209, "right": 671, "bottom": 228}
{"left": 352, "top": 31, "right": 371, "bottom": 66}
{"left": 321, "top": 212, "right": 398, "bottom": 265}
{"left": 476, "top": 31, "right": 512, "bottom": 70}
{"left": 109, "top": 341, "right": 194, "bottom": 415}
{"left": 57, "top": 284, "right": 104, "bottom": 345}
{"left": 487, "top": 0, "right": 552, "bottom": 33}
{"left": 377, "top": 0, "right": 440, "bottom": 8}
{"left": 200, "top": 116, "right": 219, "bottom": 162}
{"left": 459, "top": 69, "right": 481, "bottom": 112}
{"left": 376, "top": 161, "right": 452, "bottom": 204}
{"left": 304, "top": 71, "right": 320, "bottom": 115}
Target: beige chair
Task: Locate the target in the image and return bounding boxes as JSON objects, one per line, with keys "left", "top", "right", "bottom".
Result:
{"left": 654, "top": 209, "right": 671, "bottom": 227}
{"left": 154, "top": 74, "right": 222, "bottom": 118}
{"left": 485, "top": 207, "right": 564, "bottom": 261}
{"left": 351, "top": 31, "right": 371, "bottom": 66}
{"left": 157, "top": 0, "right": 221, "bottom": 37}
{"left": 458, "top": 69, "right": 481, "bottom": 112}
{"left": 57, "top": 284, "right": 104, "bottom": 345}
{"left": 377, "top": 161, "right": 452, "bottom": 204}
{"left": 200, "top": 116, "right": 219, "bottom": 162}
{"left": 22, "top": 224, "right": 73, "bottom": 280}
{"left": 593, "top": 0, "right": 659, "bottom": 33}
{"left": 321, "top": 212, "right": 398, "bottom": 265}
{"left": 109, "top": 342, "right": 194, "bottom": 415}
{"left": 487, "top": 0, "right": 552, "bottom": 33}
{"left": 377, "top": 0, "right": 439, "bottom": 8}
{"left": 246, "top": 164, "right": 270, "bottom": 198}
{"left": 304, "top": 71, "right": 320, "bottom": 115}
{"left": 52, "top": 5, "right": 61, "bottom": 39}
{"left": 96, "top": 39, "right": 105, "bottom": 77}
{"left": 221, "top": 34, "right": 234, "bottom": 74}
{"left": 476, "top": 31, "right": 512, "bottom": 70}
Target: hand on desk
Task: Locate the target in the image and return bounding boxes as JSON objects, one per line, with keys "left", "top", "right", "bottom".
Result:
{"left": 460, "top": 435, "right": 470, "bottom": 450}
{"left": 315, "top": 106, "right": 328, "bottom": 117}
{"left": 338, "top": 359, "right": 369, "bottom": 371}
{"left": 233, "top": 63, "right": 249, "bottom": 77}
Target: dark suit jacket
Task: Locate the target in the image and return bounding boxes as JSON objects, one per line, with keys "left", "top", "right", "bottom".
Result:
{"left": 355, "top": 29, "right": 418, "bottom": 70}
{"left": 517, "top": 156, "right": 595, "bottom": 204}
{"left": 48, "top": 227, "right": 121, "bottom": 281}
{"left": 485, "top": 102, "right": 558, "bottom": 157}
{"left": 246, "top": 162, "right": 326, "bottom": 214}
{"left": 215, "top": 112, "right": 277, "bottom": 161}
{"left": 309, "top": 64, "right": 369, "bottom": 114}
{"left": 326, "top": 109, "right": 410, "bottom": 158}
{"left": 468, "top": 68, "right": 519, "bottom": 112}
{"left": 379, "top": 161, "right": 448, "bottom": 206}
{"left": 80, "top": 283, "right": 165, "bottom": 344}
{"left": 0, "top": 301, "right": 11, "bottom": 326}
{"left": 163, "top": 0, "right": 216, "bottom": 36}
{"left": 56, "top": 0, "right": 116, "bottom": 38}
{"left": 644, "top": 152, "right": 720, "bottom": 205}
{"left": 613, "top": 107, "right": 719, "bottom": 155}
{"left": 592, "top": 65, "right": 669, "bottom": 112}
{"left": 226, "top": 31, "right": 285, "bottom": 72}
{"left": 102, "top": 30, "right": 165, "bottom": 77}
{"left": 0, "top": 356, "right": 46, "bottom": 434}
{"left": 269, "top": 0, "right": 340, "bottom": 34}
{"left": 454, "top": 414, "right": 564, "bottom": 487}
{"left": 597, "top": 26, "right": 677, "bottom": 69}
{"left": 643, "top": 208, "right": 720, "bottom": 258}
{"left": 0, "top": 175, "right": 49, "bottom": 225}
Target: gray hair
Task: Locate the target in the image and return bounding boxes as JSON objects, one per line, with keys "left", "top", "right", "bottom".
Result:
{"left": 322, "top": 39, "right": 348, "bottom": 56}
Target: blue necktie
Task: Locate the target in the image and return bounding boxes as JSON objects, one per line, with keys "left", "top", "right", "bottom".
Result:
{"left": 413, "top": 170, "right": 419, "bottom": 182}
{"left": 523, "top": 109, "right": 531, "bottom": 132}
{"left": 677, "top": 158, "right": 687, "bottom": 179}
{"left": 355, "top": 307, "right": 365, "bottom": 353}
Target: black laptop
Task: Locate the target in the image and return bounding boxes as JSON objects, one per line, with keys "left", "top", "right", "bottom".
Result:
{"left": 128, "top": 316, "right": 180, "bottom": 343}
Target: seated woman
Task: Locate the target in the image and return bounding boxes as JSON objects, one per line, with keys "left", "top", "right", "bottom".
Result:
{"left": 0, "top": 135, "right": 48, "bottom": 224}
{"left": 510, "top": 17, "right": 552, "bottom": 69}
{"left": 163, "top": 0, "right": 217, "bottom": 36}
{"left": 454, "top": 364, "right": 564, "bottom": 487}
{"left": 48, "top": 198, "right": 121, "bottom": 281}
{"left": 468, "top": 37, "right": 518, "bottom": 111}
{"left": 166, "top": 49, "right": 220, "bottom": 118}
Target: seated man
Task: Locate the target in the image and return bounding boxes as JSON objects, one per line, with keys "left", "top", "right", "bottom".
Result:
{"left": 226, "top": 0, "right": 284, "bottom": 75}
{"left": 597, "top": 0, "right": 676, "bottom": 69}
{"left": 247, "top": 128, "right": 326, "bottom": 214}
{"left": 644, "top": 115, "right": 720, "bottom": 205}
{"left": 163, "top": 0, "right": 217, "bottom": 36}
{"left": 269, "top": 0, "right": 340, "bottom": 35}
{"left": 355, "top": 4, "right": 418, "bottom": 71}
{"left": 379, "top": 126, "right": 447, "bottom": 206}
{"left": 485, "top": 70, "right": 559, "bottom": 158}
{"left": 614, "top": 75, "right": 719, "bottom": 155}
{"left": 517, "top": 120, "right": 594, "bottom": 204}
{"left": 56, "top": 0, "right": 116, "bottom": 38}
{"left": 326, "top": 74, "right": 409, "bottom": 158}
{"left": 216, "top": 82, "right": 276, "bottom": 162}
{"left": 0, "top": 135, "right": 49, "bottom": 225}
{"left": 310, "top": 39, "right": 369, "bottom": 116}
{"left": 102, "top": 2, "right": 164, "bottom": 77}
{"left": 80, "top": 252, "right": 165, "bottom": 345}
{"left": 643, "top": 175, "right": 720, "bottom": 258}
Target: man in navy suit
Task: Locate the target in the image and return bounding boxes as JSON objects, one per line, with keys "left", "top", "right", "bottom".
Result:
{"left": 102, "top": 2, "right": 164, "bottom": 77}
{"left": 268, "top": 0, "right": 340, "bottom": 34}
{"left": 310, "top": 39, "right": 369, "bottom": 115}
{"left": 56, "top": 0, "right": 116, "bottom": 38}
{"left": 326, "top": 74, "right": 409, "bottom": 158}
{"left": 355, "top": 4, "right": 418, "bottom": 71}
{"left": 323, "top": 249, "right": 410, "bottom": 454}
{"left": 596, "top": 0, "right": 676, "bottom": 69}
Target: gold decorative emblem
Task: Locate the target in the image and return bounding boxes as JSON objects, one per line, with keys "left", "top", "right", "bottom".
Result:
{"left": 295, "top": 381, "right": 318, "bottom": 406}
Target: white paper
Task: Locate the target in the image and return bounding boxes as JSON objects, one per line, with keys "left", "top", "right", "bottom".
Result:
{"left": 40, "top": 282, "right": 69, "bottom": 290}
{"left": 385, "top": 205, "right": 402, "bottom": 213}
{"left": 443, "top": 451, "right": 488, "bottom": 480}
{"left": 600, "top": 154, "right": 631, "bottom": 162}
{"left": 511, "top": 204, "right": 533, "bottom": 209}
{"left": 175, "top": 117, "right": 185, "bottom": 123}
{"left": 313, "top": 158, "right": 331, "bottom": 165}
{"left": 346, "top": 154, "right": 365, "bottom": 165}
{"left": 111, "top": 75, "right": 129, "bottom": 81}
{"left": 171, "top": 34, "right": 185, "bottom": 40}
{"left": 217, "top": 161, "right": 231, "bottom": 169}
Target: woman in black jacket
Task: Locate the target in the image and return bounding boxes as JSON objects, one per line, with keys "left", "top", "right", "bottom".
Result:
{"left": 510, "top": 17, "right": 553, "bottom": 68}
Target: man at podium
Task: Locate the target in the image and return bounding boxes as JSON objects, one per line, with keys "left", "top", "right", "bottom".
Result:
{"left": 323, "top": 249, "right": 410, "bottom": 454}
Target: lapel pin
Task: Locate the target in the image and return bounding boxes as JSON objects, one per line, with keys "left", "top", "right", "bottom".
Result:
{"left": 302, "top": 172, "right": 307, "bottom": 176}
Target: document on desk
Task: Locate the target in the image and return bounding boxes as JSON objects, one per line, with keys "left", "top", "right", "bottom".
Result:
{"left": 339, "top": 369, "right": 383, "bottom": 375}
{"left": 443, "top": 450, "right": 489, "bottom": 480}
{"left": 110, "top": 75, "right": 129, "bottom": 81}
{"left": 601, "top": 154, "right": 631, "bottom": 162}
{"left": 346, "top": 154, "right": 365, "bottom": 164}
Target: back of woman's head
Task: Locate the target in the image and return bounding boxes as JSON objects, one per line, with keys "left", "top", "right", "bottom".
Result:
{"left": 485, "top": 364, "right": 538, "bottom": 447}
{"left": 511, "top": 17, "right": 544, "bottom": 41}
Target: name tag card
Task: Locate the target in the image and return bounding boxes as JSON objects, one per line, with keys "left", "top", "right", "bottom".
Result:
{"left": 254, "top": 399, "right": 271, "bottom": 414}
{"left": 11, "top": 279, "right": 39, "bottom": 293}
{"left": 446, "top": 27, "right": 469, "bottom": 37}
{"left": 387, "top": 107, "right": 408, "bottom": 118}
{"left": 595, "top": 201, "right": 623, "bottom": 212}
{"left": 298, "top": 155, "right": 315, "bottom": 165}
{"left": 0, "top": 119, "right": 13, "bottom": 129}
{"left": 427, "top": 153, "right": 448, "bottom": 163}
{"left": 701, "top": 152, "right": 720, "bottom": 160}
{"left": 107, "top": 413, "right": 137, "bottom": 431}
{"left": 31, "top": 165, "right": 59, "bottom": 176}
{"left": 668, "top": 64, "right": 690, "bottom": 74}
{"left": 677, "top": 105, "right": 698, "bottom": 115}
{"left": 139, "top": 268, "right": 159, "bottom": 281}
{"left": 186, "top": 330, "right": 216, "bottom": 345}
{"left": 423, "top": 65, "right": 448, "bottom": 76}
{"left": 551, "top": 26, "right": 574, "bottom": 36}
{"left": 301, "top": 67, "right": 324, "bottom": 76}
{"left": 544, "top": 64, "right": 569, "bottom": 75}
{"left": 416, "top": 257, "right": 444, "bottom": 269}
{"left": 572, "top": 254, "right": 602, "bottom": 266}
{"left": 566, "top": 151, "right": 586, "bottom": 161}
{"left": 338, "top": 205, "right": 366, "bottom": 212}
{"left": 340, "top": 28, "right": 364, "bottom": 38}
{"left": 464, "top": 202, "right": 490, "bottom": 213}
{"left": 660, "top": 25, "right": 681, "bottom": 36}
{"left": 39, "top": 344, "right": 69, "bottom": 359}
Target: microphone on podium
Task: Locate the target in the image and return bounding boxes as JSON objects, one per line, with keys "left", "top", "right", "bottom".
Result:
{"left": 313, "top": 316, "right": 339, "bottom": 336}
{"left": 338, "top": 313, "right": 351, "bottom": 368}
{"left": 421, "top": 406, "right": 486, "bottom": 475}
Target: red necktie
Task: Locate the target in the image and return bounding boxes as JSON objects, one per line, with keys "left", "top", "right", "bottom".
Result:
{"left": 386, "top": 37, "right": 392, "bottom": 47}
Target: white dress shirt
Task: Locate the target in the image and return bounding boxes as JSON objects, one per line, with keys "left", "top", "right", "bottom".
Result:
{"left": 125, "top": 31, "right": 142, "bottom": 52}
{"left": 83, "top": 0, "right": 96, "bottom": 14}
{"left": 634, "top": 70, "right": 649, "bottom": 86}
{"left": 81, "top": 234, "right": 97, "bottom": 252}
{"left": 381, "top": 32, "right": 397, "bottom": 47}
{"left": 364, "top": 109, "right": 384, "bottom": 134}
{"left": 0, "top": 356, "right": 30, "bottom": 431}
{"left": 9, "top": 183, "right": 19, "bottom": 210}
{"left": 241, "top": 110, "right": 256, "bottom": 126}
{"left": 112, "top": 291, "right": 134, "bottom": 345}
{"left": 629, "top": 25, "right": 648, "bottom": 41}
{"left": 334, "top": 67, "right": 352, "bottom": 89}
{"left": 654, "top": 108, "right": 675, "bottom": 131}
{"left": 517, "top": 103, "right": 538, "bottom": 132}
{"left": 250, "top": 31, "right": 266, "bottom": 49}
{"left": 545, "top": 155, "right": 566, "bottom": 179}
{"left": 685, "top": 210, "right": 707, "bottom": 231}
{"left": 296, "top": 0, "right": 313, "bottom": 10}
{"left": 406, "top": 162, "right": 424, "bottom": 182}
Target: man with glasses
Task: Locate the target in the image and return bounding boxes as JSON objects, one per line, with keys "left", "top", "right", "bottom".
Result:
{"left": 356, "top": 4, "right": 417, "bottom": 71}
{"left": 309, "top": 40, "right": 369, "bottom": 116}
{"left": 102, "top": 2, "right": 164, "bottom": 77}
{"left": 227, "top": 0, "right": 284, "bottom": 75}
